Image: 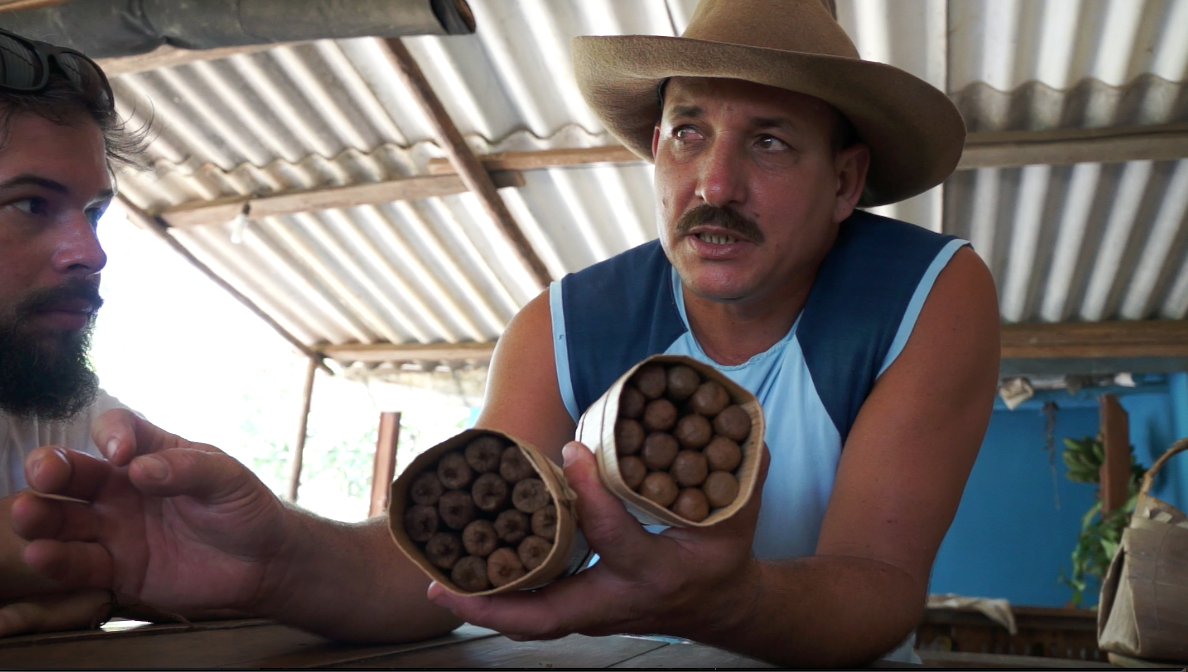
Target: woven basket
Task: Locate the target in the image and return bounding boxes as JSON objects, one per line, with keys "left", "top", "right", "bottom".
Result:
{"left": 575, "top": 354, "right": 766, "bottom": 528}
{"left": 388, "top": 428, "right": 593, "bottom": 596}
{"left": 1098, "top": 438, "right": 1188, "bottom": 664}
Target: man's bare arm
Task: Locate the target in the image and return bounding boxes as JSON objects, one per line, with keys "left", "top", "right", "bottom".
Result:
{"left": 436, "top": 248, "right": 999, "bottom": 667}
{"left": 12, "top": 415, "right": 461, "bottom": 643}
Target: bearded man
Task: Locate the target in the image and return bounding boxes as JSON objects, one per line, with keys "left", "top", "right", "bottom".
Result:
{"left": 0, "top": 27, "right": 144, "bottom": 634}
{"left": 14, "top": 0, "right": 1000, "bottom": 665}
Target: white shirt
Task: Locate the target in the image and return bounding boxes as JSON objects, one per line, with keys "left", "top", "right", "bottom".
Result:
{"left": 0, "top": 389, "right": 130, "bottom": 498}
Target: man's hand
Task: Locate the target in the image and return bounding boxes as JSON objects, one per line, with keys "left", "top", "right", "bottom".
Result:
{"left": 0, "top": 589, "right": 113, "bottom": 638}
{"left": 426, "top": 441, "right": 764, "bottom": 641}
{"left": 11, "top": 409, "right": 294, "bottom": 615}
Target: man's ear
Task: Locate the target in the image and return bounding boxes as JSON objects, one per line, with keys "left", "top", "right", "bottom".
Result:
{"left": 833, "top": 143, "right": 870, "bottom": 223}
{"left": 651, "top": 123, "right": 662, "bottom": 159}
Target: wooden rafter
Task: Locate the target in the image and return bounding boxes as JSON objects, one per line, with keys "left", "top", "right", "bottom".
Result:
{"left": 156, "top": 171, "right": 524, "bottom": 229}
{"left": 1001, "top": 320, "right": 1188, "bottom": 359}
{"left": 95, "top": 43, "right": 297, "bottom": 78}
{"left": 423, "top": 123, "right": 1188, "bottom": 175}
{"left": 317, "top": 341, "right": 496, "bottom": 363}
{"left": 313, "top": 320, "right": 1188, "bottom": 365}
{"left": 0, "top": 0, "right": 72, "bottom": 10}
{"left": 377, "top": 37, "right": 553, "bottom": 289}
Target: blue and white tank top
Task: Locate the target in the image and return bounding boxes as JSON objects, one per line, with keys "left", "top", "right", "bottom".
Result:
{"left": 550, "top": 210, "right": 967, "bottom": 560}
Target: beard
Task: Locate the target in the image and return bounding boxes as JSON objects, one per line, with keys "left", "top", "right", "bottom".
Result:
{"left": 0, "top": 280, "right": 102, "bottom": 421}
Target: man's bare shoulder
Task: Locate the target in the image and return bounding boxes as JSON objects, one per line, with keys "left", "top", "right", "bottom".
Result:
{"left": 478, "top": 290, "right": 576, "bottom": 461}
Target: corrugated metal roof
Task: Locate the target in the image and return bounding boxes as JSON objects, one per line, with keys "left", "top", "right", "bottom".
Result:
{"left": 111, "top": 0, "right": 1188, "bottom": 367}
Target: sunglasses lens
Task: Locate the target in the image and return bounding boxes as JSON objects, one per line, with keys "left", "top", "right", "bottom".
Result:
{"left": 0, "top": 33, "right": 42, "bottom": 89}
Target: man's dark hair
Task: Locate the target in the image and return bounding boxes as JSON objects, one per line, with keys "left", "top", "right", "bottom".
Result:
{"left": 0, "top": 64, "right": 146, "bottom": 167}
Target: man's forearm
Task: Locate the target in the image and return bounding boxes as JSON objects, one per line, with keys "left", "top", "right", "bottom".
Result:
{"left": 253, "top": 512, "right": 462, "bottom": 643}
{"left": 692, "top": 555, "right": 924, "bottom": 667}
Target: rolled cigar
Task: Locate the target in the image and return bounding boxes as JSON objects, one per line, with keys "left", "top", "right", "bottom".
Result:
{"left": 673, "top": 414, "right": 712, "bottom": 449}
{"left": 511, "top": 478, "right": 550, "bottom": 514}
{"left": 632, "top": 364, "right": 667, "bottom": 399}
{"left": 424, "top": 532, "right": 462, "bottom": 570}
{"left": 531, "top": 504, "right": 557, "bottom": 540}
{"left": 666, "top": 365, "right": 701, "bottom": 401}
{"left": 619, "top": 385, "right": 646, "bottom": 419}
{"left": 464, "top": 436, "right": 504, "bottom": 473}
{"left": 487, "top": 547, "right": 526, "bottom": 587}
{"left": 438, "top": 490, "right": 477, "bottom": 530}
{"left": 642, "top": 398, "right": 678, "bottom": 432}
{"left": 450, "top": 555, "right": 489, "bottom": 592}
{"left": 517, "top": 535, "right": 553, "bottom": 571}
{"left": 403, "top": 504, "right": 439, "bottom": 542}
{"left": 713, "top": 405, "right": 751, "bottom": 442}
{"left": 437, "top": 452, "right": 474, "bottom": 490}
{"left": 471, "top": 472, "right": 509, "bottom": 512}
{"left": 499, "top": 446, "right": 535, "bottom": 483}
{"left": 615, "top": 418, "right": 645, "bottom": 455}
{"left": 690, "top": 381, "right": 730, "bottom": 416}
{"left": 494, "top": 509, "right": 531, "bottom": 545}
{"left": 409, "top": 471, "right": 444, "bottom": 506}
{"left": 462, "top": 519, "right": 498, "bottom": 557}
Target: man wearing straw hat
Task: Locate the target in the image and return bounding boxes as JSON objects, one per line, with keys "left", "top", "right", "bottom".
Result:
{"left": 13, "top": 0, "right": 999, "bottom": 665}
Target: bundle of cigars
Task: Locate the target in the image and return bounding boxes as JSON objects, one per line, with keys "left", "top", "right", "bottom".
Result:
{"left": 389, "top": 355, "right": 764, "bottom": 594}
{"left": 577, "top": 354, "right": 766, "bottom": 527}
{"left": 388, "top": 429, "right": 592, "bottom": 596}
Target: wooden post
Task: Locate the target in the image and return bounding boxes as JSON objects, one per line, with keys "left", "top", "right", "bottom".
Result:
{"left": 378, "top": 38, "right": 552, "bottom": 289}
{"left": 1099, "top": 394, "right": 1131, "bottom": 514}
{"left": 369, "top": 412, "right": 402, "bottom": 517}
{"left": 286, "top": 356, "right": 319, "bottom": 503}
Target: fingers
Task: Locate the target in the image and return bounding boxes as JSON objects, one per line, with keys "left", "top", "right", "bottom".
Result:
{"left": 11, "top": 492, "right": 100, "bottom": 543}
{"left": 0, "top": 588, "right": 114, "bottom": 638}
{"left": 22, "top": 540, "right": 113, "bottom": 589}
{"left": 560, "top": 442, "right": 656, "bottom": 570}
{"left": 91, "top": 410, "right": 212, "bottom": 467}
{"left": 427, "top": 570, "right": 619, "bottom": 640}
{"left": 24, "top": 447, "right": 114, "bottom": 502}
{"left": 126, "top": 449, "right": 262, "bottom": 506}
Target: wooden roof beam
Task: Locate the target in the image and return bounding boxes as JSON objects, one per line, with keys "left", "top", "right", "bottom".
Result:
{"left": 377, "top": 37, "right": 553, "bottom": 289}
{"left": 155, "top": 170, "right": 523, "bottom": 229}
{"left": 1001, "top": 320, "right": 1188, "bottom": 359}
{"left": 318, "top": 320, "right": 1188, "bottom": 365}
{"left": 425, "top": 123, "right": 1188, "bottom": 174}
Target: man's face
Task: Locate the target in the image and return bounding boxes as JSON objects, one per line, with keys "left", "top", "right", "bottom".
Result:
{"left": 0, "top": 111, "right": 110, "bottom": 420}
{"left": 652, "top": 77, "right": 866, "bottom": 306}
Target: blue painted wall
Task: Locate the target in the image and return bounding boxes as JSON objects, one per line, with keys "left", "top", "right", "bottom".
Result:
{"left": 929, "top": 382, "right": 1188, "bottom": 607}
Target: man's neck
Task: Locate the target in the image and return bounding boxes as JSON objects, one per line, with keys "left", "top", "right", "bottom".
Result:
{"left": 682, "top": 271, "right": 819, "bottom": 367}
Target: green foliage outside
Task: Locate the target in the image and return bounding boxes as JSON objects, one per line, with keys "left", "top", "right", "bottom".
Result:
{"left": 1059, "top": 435, "right": 1146, "bottom": 606}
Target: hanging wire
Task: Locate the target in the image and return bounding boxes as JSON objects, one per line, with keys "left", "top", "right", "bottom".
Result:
{"left": 1042, "top": 400, "right": 1061, "bottom": 510}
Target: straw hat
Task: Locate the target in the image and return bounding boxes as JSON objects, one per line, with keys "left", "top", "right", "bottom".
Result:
{"left": 572, "top": 0, "right": 965, "bottom": 207}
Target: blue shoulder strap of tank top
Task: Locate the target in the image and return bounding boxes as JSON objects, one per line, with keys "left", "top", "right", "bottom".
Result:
{"left": 797, "top": 211, "right": 960, "bottom": 442}
{"left": 559, "top": 241, "right": 686, "bottom": 415}
{"left": 556, "top": 211, "right": 962, "bottom": 441}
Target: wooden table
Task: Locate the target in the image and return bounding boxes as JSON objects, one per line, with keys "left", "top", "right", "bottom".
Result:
{"left": 0, "top": 619, "right": 777, "bottom": 668}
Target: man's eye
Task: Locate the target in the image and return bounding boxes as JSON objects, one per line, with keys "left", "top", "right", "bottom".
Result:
{"left": 674, "top": 126, "right": 701, "bottom": 141}
{"left": 756, "top": 135, "right": 789, "bottom": 151}
{"left": 12, "top": 197, "right": 48, "bottom": 216}
{"left": 86, "top": 206, "right": 106, "bottom": 227}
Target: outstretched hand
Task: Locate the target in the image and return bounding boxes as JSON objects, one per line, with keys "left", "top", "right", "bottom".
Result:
{"left": 426, "top": 441, "right": 767, "bottom": 642}
{"left": 11, "top": 409, "right": 295, "bottom": 616}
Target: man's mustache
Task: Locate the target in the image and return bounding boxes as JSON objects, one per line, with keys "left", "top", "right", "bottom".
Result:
{"left": 674, "top": 205, "right": 765, "bottom": 244}
{"left": 15, "top": 280, "right": 104, "bottom": 320}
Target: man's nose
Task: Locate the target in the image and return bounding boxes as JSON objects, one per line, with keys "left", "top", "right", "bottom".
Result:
{"left": 53, "top": 212, "right": 107, "bottom": 277}
{"left": 696, "top": 140, "right": 748, "bottom": 208}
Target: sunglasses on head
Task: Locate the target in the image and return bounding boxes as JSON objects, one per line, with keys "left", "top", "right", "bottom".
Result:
{"left": 0, "top": 27, "right": 113, "bottom": 113}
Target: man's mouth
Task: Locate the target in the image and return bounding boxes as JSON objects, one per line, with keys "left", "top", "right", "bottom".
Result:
{"left": 695, "top": 232, "right": 741, "bottom": 245}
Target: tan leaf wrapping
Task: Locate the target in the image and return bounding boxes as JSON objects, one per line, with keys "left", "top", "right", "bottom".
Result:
{"left": 1098, "top": 438, "right": 1188, "bottom": 663}
{"left": 576, "top": 354, "right": 766, "bottom": 528}
{"left": 387, "top": 428, "right": 593, "bottom": 596}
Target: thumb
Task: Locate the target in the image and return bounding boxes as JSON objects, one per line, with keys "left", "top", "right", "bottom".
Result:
{"left": 91, "top": 410, "right": 197, "bottom": 467}
{"left": 128, "top": 449, "right": 262, "bottom": 506}
{"left": 560, "top": 442, "right": 656, "bottom": 567}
